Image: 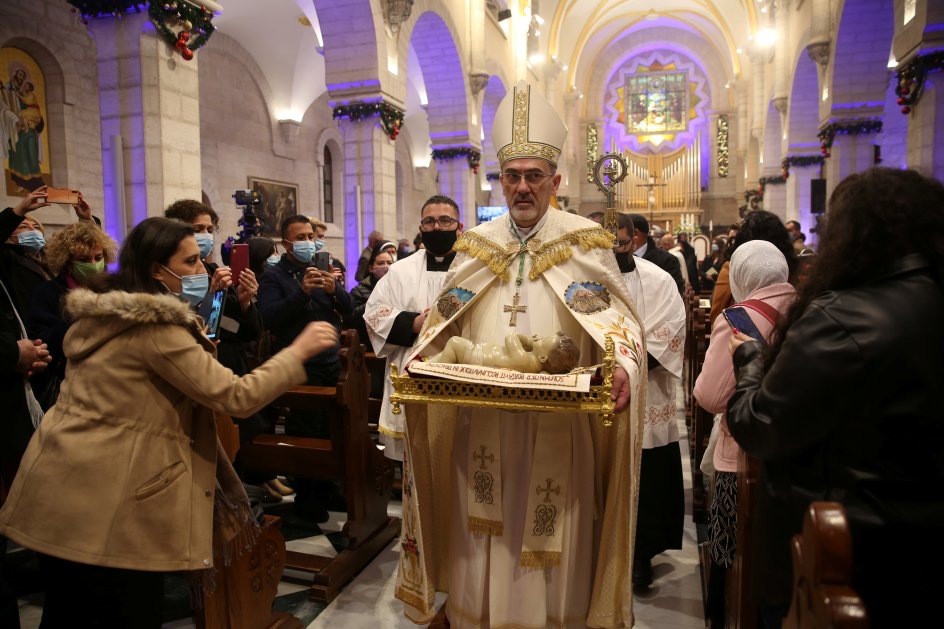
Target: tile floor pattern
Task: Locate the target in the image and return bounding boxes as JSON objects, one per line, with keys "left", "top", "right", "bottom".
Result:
{"left": 14, "top": 411, "right": 704, "bottom": 628}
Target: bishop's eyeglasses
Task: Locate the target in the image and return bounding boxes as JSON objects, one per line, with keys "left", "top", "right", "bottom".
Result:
{"left": 419, "top": 216, "right": 459, "bottom": 230}
{"left": 501, "top": 170, "right": 555, "bottom": 185}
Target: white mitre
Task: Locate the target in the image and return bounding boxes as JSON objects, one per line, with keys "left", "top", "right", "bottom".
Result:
{"left": 491, "top": 81, "right": 568, "bottom": 168}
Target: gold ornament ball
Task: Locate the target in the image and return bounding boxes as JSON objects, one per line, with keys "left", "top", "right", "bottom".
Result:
{"left": 181, "top": 19, "right": 193, "bottom": 31}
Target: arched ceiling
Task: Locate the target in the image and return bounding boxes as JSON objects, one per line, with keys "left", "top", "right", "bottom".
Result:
{"left": 542, "top": 1, "right": 758, "bottom": 89}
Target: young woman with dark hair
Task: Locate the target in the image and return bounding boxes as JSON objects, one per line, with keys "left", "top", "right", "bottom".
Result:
{"left": 0, "top": 217, "right": 339, "bottom": 627}
{"left": 725, "top": 168, "right": 944, "bottom": 628}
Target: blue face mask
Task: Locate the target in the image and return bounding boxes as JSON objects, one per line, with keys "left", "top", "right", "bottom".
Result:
{"left": 17, "top": 229, "right": 45, "bottom": 252}
{"left": 161, "top": 265, "right": 209, "bottom": 307}
{"left": 194, "top": 233, "right": 214, "bottom": 259}
{"left": 314, "top": 239, "right": 325, "bottom": 252}
{"left": 266, "top": 254, "right": 281, "bottom": 267}
{"left": 291, "top": 240, "right": 316, "bottom": 263}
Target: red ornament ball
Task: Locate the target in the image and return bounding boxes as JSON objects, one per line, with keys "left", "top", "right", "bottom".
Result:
{"left": 901, "top": 106, "right": 911, "bottom": 114}
{"left": 900, "top": 86, "right": 910, "bottom": 96}
{"left": 180, "top": 47, "right": 194, "bottom": 61}
{"left": 897, "top": 97, "right": 905, "bottom": 106}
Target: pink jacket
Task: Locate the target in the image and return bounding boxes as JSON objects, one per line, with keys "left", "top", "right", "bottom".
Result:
{"left": 693, "top": 282, "right": 795, "bottom": 472}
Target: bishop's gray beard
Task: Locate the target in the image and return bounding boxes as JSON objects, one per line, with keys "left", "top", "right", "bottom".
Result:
{"left": 510, "top": 206, "right": 539, "bottom": 224}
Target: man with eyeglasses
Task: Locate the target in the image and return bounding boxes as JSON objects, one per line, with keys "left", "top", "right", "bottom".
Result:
{"left": 394, "top": 82, "right": 646, "bottom": 629}
{"left": 364, "top": 195, "right": 462, "bottom": 462}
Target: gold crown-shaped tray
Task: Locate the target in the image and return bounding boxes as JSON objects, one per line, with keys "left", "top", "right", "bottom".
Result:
{"left": 390, "top": 337, "right": 617, "bottom": 425}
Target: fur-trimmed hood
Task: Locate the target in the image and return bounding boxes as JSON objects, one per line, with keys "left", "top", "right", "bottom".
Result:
{"left": 64, "top": 288, "right": 202, "bottom": 361}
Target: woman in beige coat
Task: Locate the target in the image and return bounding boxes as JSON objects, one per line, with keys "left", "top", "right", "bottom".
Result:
{"left": 0, "top": 217, "right": 338, "bottom": 627}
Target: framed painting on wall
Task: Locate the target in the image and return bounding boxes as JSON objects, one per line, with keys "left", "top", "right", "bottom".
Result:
{"left": 248, "top": 176, "right": 299, "bottom": 237}
{"left": 2, "top": 46, "right": 53, "bottom": 195}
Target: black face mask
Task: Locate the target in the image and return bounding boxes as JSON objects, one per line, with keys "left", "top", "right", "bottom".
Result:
{"left": 421, "top": 228, "right": 459, "bottom": 256}
{"left": 614, "top": 250, "right": 636, "bottom": 273}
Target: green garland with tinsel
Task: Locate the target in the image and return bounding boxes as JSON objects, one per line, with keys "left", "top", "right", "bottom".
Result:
{"left": 781, "top": 154, "right": 825, "bottom": 178}
{"left": 332, "top": 101, "right": 404, "bottom": 141}
{"left": 431, "top": 147, "right": 482, "bottom": 173}
{"left": 817, "top": 119, "right": 882, "bottom": 158}
{"left": 716, "top": 115, "right": 729, "bottom": 178}
{"left": 757, "top": 174, "right": 787, "bottom": 196}
{"left": 68, "top": 1, "right": 216, "bottom": 60}
{"left": 67, "top": 1, "right": 147, "bottom": 18}
{"left": 148, "top": 2, "right": 216, "bottom": 59}
{"left": 895, "top": 50, "right": 944, "bottom": 114}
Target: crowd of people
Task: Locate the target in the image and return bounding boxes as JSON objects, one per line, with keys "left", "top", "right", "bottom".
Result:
{"left": 0, "top": 86, "right": 942, "bottom": 629}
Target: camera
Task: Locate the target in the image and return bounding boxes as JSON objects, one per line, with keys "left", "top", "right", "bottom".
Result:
{"left": 232, "top": 189, "right": 263, "bottom": 243}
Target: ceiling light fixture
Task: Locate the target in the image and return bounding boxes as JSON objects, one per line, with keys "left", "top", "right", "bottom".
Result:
{"left": 498, "top": 8, "right": 512, "bottom": 21}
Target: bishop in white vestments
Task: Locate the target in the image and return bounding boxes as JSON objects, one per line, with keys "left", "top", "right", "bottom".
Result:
{"left": 614, "top": 213, "right": 688, "bottom": 588}
{"left": 365, "top": 196, "right": 464, "bottom": 461}
{"left": 395, "top": 83, "right": 646, "bottom": 629}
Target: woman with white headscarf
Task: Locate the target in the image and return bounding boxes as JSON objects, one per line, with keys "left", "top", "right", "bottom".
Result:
{"left": 693, "top": 240, "right": 795, "bottom": 627}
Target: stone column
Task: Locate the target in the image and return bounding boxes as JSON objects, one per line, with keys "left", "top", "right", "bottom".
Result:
{"left": 762, "top": 181, "right": 788, "bottom": 220}
{"left": 91, "top": 12, "right": 202, "bottom": 236}
{"left": 906, "top": 78, "right": 944, "bottom": 181}
{"left": 785, "top": 165, "right": 816, "bottom": 236}
{"left": 824, "top": 131, "right": 877, "bottom": 199}
{"left": 337, "top": 116, "right": 397, "bottom": 290}
{"left": 433, "top": 152, "right": 476, "bottom": 228}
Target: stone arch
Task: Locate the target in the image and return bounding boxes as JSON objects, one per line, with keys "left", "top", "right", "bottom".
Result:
{"left": 786, "top": 53, "right": 820, "bottom": 150}
{"left": 399, "top": 8, "right": 472, "bottom": 143}
{"left": 0, "top": 19, "right": 97, "bottom": 197}
{"left": 202, "top": 32, "right": 277, "bottom": 152}
{"left": 315, "top": 126, "right": 344, "bottom": 228}
{"left": 311, "top": 0, "right": 382, "bottom": 94}
{"left": 829, "top": 0, "right": 894, "bottom": 107}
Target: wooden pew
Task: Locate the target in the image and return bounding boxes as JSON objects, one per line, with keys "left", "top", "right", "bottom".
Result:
{"left": 238, "top": 330, "right": 401, "bottom": 604}
{"left": 199, "top": 415, "right": 303, "bottom": 629}
{"left": 727, "top": 450, "right": 760, "bottom": 629}
{"left": 783, "top": 502, "right": 869, "bottom": 629}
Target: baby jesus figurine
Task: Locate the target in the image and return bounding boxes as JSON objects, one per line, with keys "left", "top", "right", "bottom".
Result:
{"left": 429, "top": 332, "right": 580, "bottom": 374}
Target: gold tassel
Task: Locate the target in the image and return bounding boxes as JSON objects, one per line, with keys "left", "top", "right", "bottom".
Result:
{"left": 467, "top": 515, "right": 504, "bottom": 536}
{"left": 519, "top": 550, "right": 562, "bottom": 568}
{"left": 528, "top": 227, "right": 616, "bottom": 280}
{"left": 454, "top": 232, "right": 517, "bottom": 281}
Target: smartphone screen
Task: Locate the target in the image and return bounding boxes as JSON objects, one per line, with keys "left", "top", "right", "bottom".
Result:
{"left": 722, "top": 306, "right": 767, "bottom": 344}
{"left": 199, "top": 289, "right": 226, "bottom": 340}
{"left": 313, "top": 251, "right": 331, "bottom": 272}
{"left": 45, "top": 188, "right": 80, "bottom": 205}
{"left": 230, "top": 243, "right": 249, "bottom": 286}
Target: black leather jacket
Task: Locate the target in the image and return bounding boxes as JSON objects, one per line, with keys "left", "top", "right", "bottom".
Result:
{"left": 726, "top": 254, "right": 944, "bottom": 619}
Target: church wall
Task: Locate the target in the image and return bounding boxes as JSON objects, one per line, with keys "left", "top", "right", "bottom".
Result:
{"left": 0, "top": 0, "right": 104, "bottom": 232}
{"left": 197, "top": 37, "right": 344, "bottom": 265}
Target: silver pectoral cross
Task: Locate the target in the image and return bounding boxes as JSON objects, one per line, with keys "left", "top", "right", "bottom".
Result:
{"left": 503, "top": 291, "right": 527, "bottom": 327}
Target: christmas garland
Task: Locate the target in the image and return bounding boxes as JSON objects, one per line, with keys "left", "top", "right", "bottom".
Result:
{"left": 817, "top": 119, "right": 882, "bottom": 158}
{"left": 431, "top": 147, "right": 482, "bottom": 173}
{"left": 895, "top": 50, "right": 944, "bottom": 114}
{"left": 780, "top": 154, "right": 825, "bottom": 178}
{"left": 149, "top": 2, "right": 216, "bottom": 60}
{"left": 67, "top": 1, "right": 147, "bottom": 18}
{"left": 68, "top": 2, "right": 217, "bottom": 60}
{"left": 758, "top": 175, "right": 787, "bottom": 195}
{"left": 332, "top": 100, "right": 404, "bottom": 141}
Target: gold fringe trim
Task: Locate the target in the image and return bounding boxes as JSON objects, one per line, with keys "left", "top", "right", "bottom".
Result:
{"left": 467, "top": 515, "right": 504, "bottom": 536}
{"left": 377, "top": 424, "right": 405, "bottom": 439}
{"left": 454, "top": 232, "right": 517, "bottom": 281}
{"left": 519, "top": 550, "right": 562, "bottom": 568}
{"left": 395, "top": 585, "right": 434, "bottom": 618}
{"left": 527, "top": 227, "right": 616, "bottom": 280}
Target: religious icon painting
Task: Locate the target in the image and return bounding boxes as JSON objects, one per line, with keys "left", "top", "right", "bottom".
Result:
{"left": 437, "top": 287, "right": 475, "bottom": 319}
{"left": 565, "top": 281, "right": 610, "bottom": 315}
{"left": 2, "top": 47, "right": 52, "bottom": 195}
{"left": 248, "top": 176, "right": 299, "bottom": 237}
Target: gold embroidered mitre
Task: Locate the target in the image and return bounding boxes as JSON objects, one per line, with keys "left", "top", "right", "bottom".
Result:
{"left": 492, "top": 81, "right": 568, "bottom": 167}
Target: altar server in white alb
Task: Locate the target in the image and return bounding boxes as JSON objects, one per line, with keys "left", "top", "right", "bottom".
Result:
{"left": 364, "top": 195, "right": 463, "bottom": 461}
{"left": 613, "top": 212, "right": 688, "bottom": 588}
{"left": 395, "top": 81, "right": 646, "bottom": 629}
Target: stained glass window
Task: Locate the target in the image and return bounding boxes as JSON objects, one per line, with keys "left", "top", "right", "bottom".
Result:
{"left": 625, "top": 71, "right": 688, "bottom": 136}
